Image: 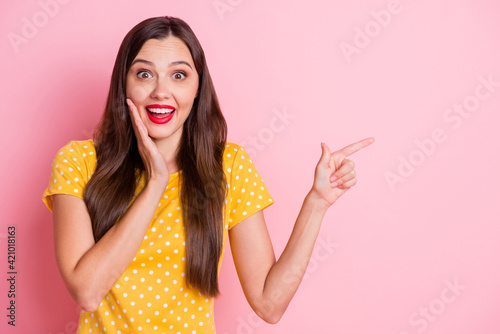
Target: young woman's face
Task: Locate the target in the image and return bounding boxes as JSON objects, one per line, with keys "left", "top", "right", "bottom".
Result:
{"left": 126, "top": 36, "right": 199, "bottom": 142}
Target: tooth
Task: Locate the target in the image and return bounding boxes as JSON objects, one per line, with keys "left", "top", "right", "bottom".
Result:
{"left": 150, "top": 108, "right": 174, "bottom": 114}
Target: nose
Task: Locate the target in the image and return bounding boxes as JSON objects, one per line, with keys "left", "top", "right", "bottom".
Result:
{"left": 150, "top": 76, "right": 172, "bottom": 100}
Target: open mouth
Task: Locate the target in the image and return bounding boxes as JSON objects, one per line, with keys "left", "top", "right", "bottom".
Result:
{"left": 146, "top": 107, "right": 175, "bottom": 118}
{"left": 146, "top": 105, "right": 176, "bottom": 124}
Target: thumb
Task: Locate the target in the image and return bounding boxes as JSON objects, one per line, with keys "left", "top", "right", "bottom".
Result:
{"left": 319, "top": 142, "right": 331, "bottom": 165}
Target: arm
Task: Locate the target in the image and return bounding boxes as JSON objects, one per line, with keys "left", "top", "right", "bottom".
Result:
{"left": 53, "top": 180, "right": 166, "bottom": 312}
{"left": 229, "top": 191, "right": 328, "bottom": 324}
{"left": 229, "top": 138, "right": 374, "bottom": 324}
{"left": 52, "top": 99, "right": 170, "bottom": 312}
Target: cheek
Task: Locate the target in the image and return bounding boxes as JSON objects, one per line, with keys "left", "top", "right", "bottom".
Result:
{"left": 126, "top": 84, "right": 150, "bottom": 102}
{"left": 126, "top": 75, "right": 150, "bottom": 101}
{"left": 180, "top": 83, "right": 199, "bottom": 105}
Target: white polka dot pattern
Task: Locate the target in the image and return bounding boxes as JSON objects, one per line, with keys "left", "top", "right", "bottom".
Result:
{"left": 42, "top": 140, "right": 274, "bottom": 333}
{"left": 42, "top": 140, "right": 95, "bottom": 211}
{"left": 227, "top": 145, "right": 274, "bottom": 230}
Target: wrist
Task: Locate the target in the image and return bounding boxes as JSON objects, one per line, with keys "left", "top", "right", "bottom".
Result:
{"left": 145, "top": 176, "right": 169, "bottom": 195}
{"left": 306, "top": 188, "right": 333, "bottom": 213}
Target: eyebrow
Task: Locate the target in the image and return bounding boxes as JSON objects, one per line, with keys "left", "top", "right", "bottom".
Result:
{"left": 131, "top": 58, "right": 193, "bottom": 69}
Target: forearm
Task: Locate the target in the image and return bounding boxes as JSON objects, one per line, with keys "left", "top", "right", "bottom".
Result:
{"left": 72, "top": 181, "right": 166, "bottom": 311}
{"left": 259, "top": 189, "right": 329, "bottom": 322}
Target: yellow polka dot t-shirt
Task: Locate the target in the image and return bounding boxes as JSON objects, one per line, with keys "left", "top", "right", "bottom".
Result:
{"left": 42, "top": 140, "right": 274, "bottom": 334}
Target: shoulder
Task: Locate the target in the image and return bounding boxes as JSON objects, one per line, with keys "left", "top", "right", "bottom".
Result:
{"left": 222, "top": 141, "right": 264, "bottom": 182}
{"left": 55, "top": 139, "right": 95, "bottom": 156}
{"left": 223, "top": 141, "right": 243, "bottom": 155}
{"left": 43, "top": 139, "right": 96, "bottom": 210}
{"left": 52, "top": 139, "right": 97, "bottom": 174}
{"left": 222, "top": 141, "right": 250, "bottom": 167}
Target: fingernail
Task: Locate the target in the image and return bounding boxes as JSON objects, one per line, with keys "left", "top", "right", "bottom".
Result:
{"left": 331, "top": 176, "right": 337, "bottom": 182}
{"left": 331, "top": 181, "right": 338, "bottom": 187}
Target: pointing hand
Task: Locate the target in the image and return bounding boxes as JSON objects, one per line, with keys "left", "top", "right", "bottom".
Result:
{"left": 310, "top": 137, "right": 375, "bottom": 207}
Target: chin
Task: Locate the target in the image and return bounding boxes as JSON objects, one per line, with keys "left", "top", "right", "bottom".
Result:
{"left": 148, "top": 128, "right": 180, "bottom": 141}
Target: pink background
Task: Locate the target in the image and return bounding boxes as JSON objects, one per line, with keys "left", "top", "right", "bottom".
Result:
{"left": 1, "top": 0, "right": 499, "bottom": 333}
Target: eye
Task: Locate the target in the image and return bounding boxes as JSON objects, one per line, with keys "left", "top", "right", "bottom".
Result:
{"left": 137, "top": 70, "right": 152, "bottom": 79}
{"left": 173, "top": 71, "right": 187, "bottom": 80}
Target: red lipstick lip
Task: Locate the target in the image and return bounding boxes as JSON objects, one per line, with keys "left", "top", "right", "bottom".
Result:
{"left": 145, "top": 105, "right": 176, "bottom": 125}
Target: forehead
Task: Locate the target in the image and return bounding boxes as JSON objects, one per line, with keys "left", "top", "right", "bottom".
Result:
{"left": 134, "top": 37, "right": 194, "bottom": 64}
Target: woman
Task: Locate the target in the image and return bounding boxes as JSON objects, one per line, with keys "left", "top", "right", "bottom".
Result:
{"left": 42, "top": 16, "right": 374, "bottom": 333}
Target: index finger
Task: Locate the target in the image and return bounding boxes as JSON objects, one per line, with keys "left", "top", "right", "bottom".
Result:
{"left": 127, "top": 99, "right": 143, "bottom": 128}
{"left": 126, "top": 98, "right": 148, "bottom": 136}
{"left": 336, "top": 137, "right": 375, "bottom": 158}
{"left": 126, "top": 98, "right": 138, "bottom": 119}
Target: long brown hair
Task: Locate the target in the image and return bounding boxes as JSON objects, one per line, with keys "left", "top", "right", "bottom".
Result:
{"left": 83, "top": 16, "right": 228, "bottom": 297}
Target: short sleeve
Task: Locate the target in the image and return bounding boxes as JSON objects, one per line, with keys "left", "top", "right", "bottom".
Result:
{"left": 228, "top": 146, "right": 274, "bottom": 229}
{"left": 42, "top": 141, "right": 93, "bottom": 212}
